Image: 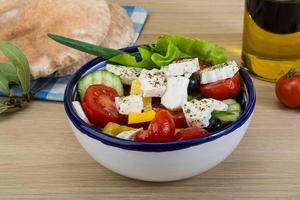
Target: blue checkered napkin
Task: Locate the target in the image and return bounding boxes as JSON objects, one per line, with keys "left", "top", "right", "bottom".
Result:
{"left": 4, "top": 6, "right": 148, "bottom": 102}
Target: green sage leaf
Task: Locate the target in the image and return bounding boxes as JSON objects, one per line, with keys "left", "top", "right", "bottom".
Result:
{"left": 0, "top": 73, "right": 10, "bottom": 95}
{"left": 0, "top": 103, "right": 10, "bottom": 114}
{"left": 0, "top": 41, "right": 30, "bottom": 93}
{"left": 0, "top": 62, "right": 19, "bottom": 84}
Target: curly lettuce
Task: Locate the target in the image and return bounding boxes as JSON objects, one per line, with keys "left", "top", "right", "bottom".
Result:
{"left": 109, "top": 34, "right": 228, "bottom": 68}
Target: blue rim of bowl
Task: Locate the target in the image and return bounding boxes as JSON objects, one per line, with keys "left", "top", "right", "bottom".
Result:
{"left": 64, "top": 46, "right": 256, "bottom": 152}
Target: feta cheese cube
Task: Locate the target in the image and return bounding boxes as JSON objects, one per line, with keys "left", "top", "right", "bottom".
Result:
{"left": 161, "top": 76, "right": 189, "bottom": 110}
{"left": 210, "top": 98, "right": 228, "bottom": 111}
{"left": 106, "top": 64, "right": 142, "bottom": 85}
{"left": 182, "top": 98, "right": 230, "bottom": 128}
{"left": 165, "top": 58, "right": 199, "bottom": 77}
{"left": 138, "top": 69, "right": 167, "bottom": 97}
{"left": 182, "top": 99, "right": 214, "bottom": 128}
{"left": 116, "top": 128, "right": 143, "bottom": 140}
{"left": 115, "top": 95, "right": 143, "bottom": 115}
{"left": 200, "top": 60, "right": 240, "bottom": 84}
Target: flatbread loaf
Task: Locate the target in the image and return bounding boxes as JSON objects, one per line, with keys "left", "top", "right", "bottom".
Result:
{"left": 101, "top": 2, "right": 135, "bottom": 49}
{"left": 0, "top": 0, "right": 111, "bottom": 79}
{"left": 57, "top": 2, "right": 135, "bottom": 76}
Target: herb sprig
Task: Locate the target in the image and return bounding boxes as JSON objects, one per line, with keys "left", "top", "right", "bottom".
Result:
{"left": 0, "top": 41, "right": 31, "bottom": 114}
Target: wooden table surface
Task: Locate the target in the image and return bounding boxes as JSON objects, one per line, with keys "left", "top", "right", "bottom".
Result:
{"left": 1, "top": 0, "right": 300, "bottom": 199}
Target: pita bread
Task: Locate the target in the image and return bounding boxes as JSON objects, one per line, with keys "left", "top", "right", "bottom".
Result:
{"left": 101, "top": 2, "right": 135, "bottom": 49}
{"left": 57, "top": 2, "right": 135, "bottom": 76}
{"left": 0, "top": 0, "right": 111, "bottom": 79}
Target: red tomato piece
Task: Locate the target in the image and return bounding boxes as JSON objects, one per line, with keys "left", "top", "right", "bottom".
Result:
{"left": 134, "top": 110, "right": 176, "bottom": 142}
{"left": 170, "top": 110, "right": 188, "bottom": 128}
{"left": 153, "top": 107, "right": 188, "bottom": 128}
{"left": 174, "top": 127, "right": 210, "bottom": 141}
{"left": 148, "top": 110, "right": 176, "bottom": 142}
{"left": 275, "top": 69, "right": 300, "bottom": 108}
{"left": 82, "top": 84, "right": 125, "bottom": 127}
{"left": 134, "top": 130, "right": 152, "bottom": 142}
{"left": 199, "top": 73, "right": 241, "bottom": 100}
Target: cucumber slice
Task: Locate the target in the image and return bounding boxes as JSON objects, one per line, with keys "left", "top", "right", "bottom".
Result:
{"left": 212, "top": 99, "right": 242, "bottom": 123}
{"left": 78, "top": 69, "right": 124, "bottom": 99}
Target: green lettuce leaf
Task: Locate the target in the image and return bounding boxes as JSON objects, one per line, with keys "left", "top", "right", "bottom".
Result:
{"left": 109, "top": 46, "right": 157, "bottom": 69}
{"left": 151, "top": 42, "right": 190, "bottom": 66}
{"left": 109, "top": 34, "right": 227, "bottom": 68}
{"left": 151, "top": 34, "right": 228, "bottom": 65}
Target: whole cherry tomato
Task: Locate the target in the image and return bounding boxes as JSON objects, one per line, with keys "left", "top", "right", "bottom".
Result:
{"left": 174, "top": 127, "right": 209, "bottom": 141}
{"left": 199, "top": 73, "right": 241, "bottom": 100}
{"left": 135, "top": 110, "right": 175, "bottom": 142}
{"left": 153, "top": 106, "right": 188, "bottom": 128}
{"left": 275, "top": 68, "right": 300, "bottom": 108}
{"left": 82, "top": 84, "right": 125, "bottom": 127}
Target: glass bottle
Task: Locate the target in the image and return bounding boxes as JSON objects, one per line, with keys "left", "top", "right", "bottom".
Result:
{"left": 242, "top": 0, "right": 300, "bottom": 82}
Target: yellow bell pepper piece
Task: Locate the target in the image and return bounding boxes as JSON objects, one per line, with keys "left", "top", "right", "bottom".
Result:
{"left": 142, "top": 97, "right": 152, "bottom": 111}
{"left": 103, "top": 122, "right": 120, "bottom": 135}
{"left": 130, "top": 79, "right": 143, "bottom": 95}
{"left": 128, "top": 110, "right": 156, "bottom": 124}
{"left": 103, "top": 122, "right": 135, "bottom": 136}
{"left": 130, "top": 79, "right": 152, "bottom": 111}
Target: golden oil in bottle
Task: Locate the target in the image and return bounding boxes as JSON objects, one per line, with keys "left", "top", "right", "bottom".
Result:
{"left": 242, "top": 0, "right": 300, "bottom": 82}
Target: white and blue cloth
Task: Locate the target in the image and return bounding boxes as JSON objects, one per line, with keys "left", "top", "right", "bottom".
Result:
{"left": 5, "top": 6, "right": 148, "bottom": 101}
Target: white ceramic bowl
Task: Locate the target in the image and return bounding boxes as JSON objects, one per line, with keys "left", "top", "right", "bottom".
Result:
{"left": 64, "top": 46, "right": 256, "bottom": 182}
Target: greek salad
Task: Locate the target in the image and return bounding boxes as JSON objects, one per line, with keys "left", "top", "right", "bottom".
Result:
{"left": 72, "top": 58, "right": 244, "bottom": 143}
{"left": 55, "top": 34, "right": 244, "bottom": 143}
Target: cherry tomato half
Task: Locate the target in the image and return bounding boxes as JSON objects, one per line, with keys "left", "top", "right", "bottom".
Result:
{"left": 135, "top": 110, "right": 175, "bottom": 142}
{"left": 82, "top": 84, "right": 125, "bottom": 127}
{"left": 275, "top": 69, "right": 300, "bottom": 108}
{"left": 199, "top": 73, "right": 241, "bottom": 100}
{"left": 174, "top": 127, "right": 209, "bottom": 141}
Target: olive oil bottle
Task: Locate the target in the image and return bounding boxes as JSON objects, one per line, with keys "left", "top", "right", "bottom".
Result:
{"left": 242, "top": 0, "right": 300, "bottom": 82}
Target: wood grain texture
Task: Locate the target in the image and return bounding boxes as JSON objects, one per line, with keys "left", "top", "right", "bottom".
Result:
{"left": 1, "top": 0, "right": 300, "bottom": 199}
